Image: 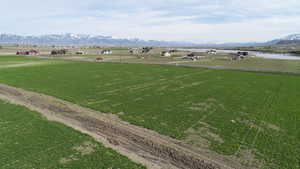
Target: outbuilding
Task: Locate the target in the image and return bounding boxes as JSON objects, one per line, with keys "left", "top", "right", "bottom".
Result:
{"left": 51, "top": 49, "right": 68, "bottom": 55}
{"left": 75, "top": 51, "right": 85, "bottom": 55}
{"left": 101, "top": 50, "right": 112, "bottom": 55}
{"left": 182, "top": 52, "right": 204, "bottom": 60}
{"left": 232, "top": 51, "right": 249, "bottom": 60}
{"left": 207, "top": 49, "right": 217, "bottom": 54}
{"left": 161, "top": 51, "right": 172, "bottom": 57}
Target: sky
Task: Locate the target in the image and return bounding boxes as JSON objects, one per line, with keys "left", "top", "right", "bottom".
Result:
{"left": 1, "top": 0, "right": 300, "bottom": 43}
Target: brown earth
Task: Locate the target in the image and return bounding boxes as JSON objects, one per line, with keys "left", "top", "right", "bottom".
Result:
{"left": 0, "top": 83, "right": 245, "bottom": 169}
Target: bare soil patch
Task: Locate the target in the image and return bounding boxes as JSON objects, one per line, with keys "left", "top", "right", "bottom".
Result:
{"left": 0, "top": 83, "right": 247, "bottom": 169}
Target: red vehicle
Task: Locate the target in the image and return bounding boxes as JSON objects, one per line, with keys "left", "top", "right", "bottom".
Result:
{"left": 95, "top": 57, "right": 103, "bottom": 62}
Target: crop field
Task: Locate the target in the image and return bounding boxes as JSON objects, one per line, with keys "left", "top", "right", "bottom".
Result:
{"left": 0, "top": 55, "right": 61, "bottom": 68}
{"left": 185, "top": 57, "right": 300, "bottom": 72}
{"left": 0, "top": 99, "right": 145, "bottom": 169}
{"left": 0, "top": 55, "right": 299, "bottom": 168}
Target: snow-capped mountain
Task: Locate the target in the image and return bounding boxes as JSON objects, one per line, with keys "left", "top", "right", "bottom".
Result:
{"left": 1, "top": 33, "right": 300, "bottom": 47}
{"left": 0, "top": 33, "right": 195, "bottom": 46}
{"left": 281, "top": 34, "right": 300, "bottom": 41}
{"left": 271, "top": 34, "right": 300, "bottom": 45}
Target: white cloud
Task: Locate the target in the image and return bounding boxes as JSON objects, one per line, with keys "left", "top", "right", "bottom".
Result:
{"left": 1, "top": 0, "right": 300, "bottom": 43}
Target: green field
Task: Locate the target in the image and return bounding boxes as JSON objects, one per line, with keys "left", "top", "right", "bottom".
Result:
{"left": 185, "top": 57, "right": 300, "bottom": 72}
{"left": 0, "top": 100, "right": 145, "bottom": 169}
{"left": 0, "top": 55, "right": 299, "bottom": 168}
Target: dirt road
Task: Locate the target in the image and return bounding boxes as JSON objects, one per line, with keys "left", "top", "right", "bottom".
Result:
{"left": 0, "top": 83, "right": 239, "bottom": 169}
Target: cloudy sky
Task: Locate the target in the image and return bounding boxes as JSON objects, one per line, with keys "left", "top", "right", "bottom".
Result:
{"left": 1, "top": 0, "right": 300, "bottom": 43}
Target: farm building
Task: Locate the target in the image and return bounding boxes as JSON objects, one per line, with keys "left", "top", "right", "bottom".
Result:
{"left": 101, "top": 50, "right": 112, "bottom": 55}
{"left": 16, "top": 50, "right": 39, "bottom": 56}
{"left": 207, "top": 49, "right": 217, "bottom": 54}
{"left": 232, "top": 51, "right": 249, "bottom": 60}
{"left": 161, "top": 51, "right": 172, "bottom": 57}
{"left": 141, "top": 47, "right": 153, "bottom": 53}
{"left": 75, "top": 51, "right": 85, "bottom": 55}
{"left": 95, "top": 57, "right": 104, "bottom": 62}
{"left": 182, "top": 52, "right": 204, "bottom": 60}
{"left": 129, "top": 48, "right": 139, "bottom": 54}
{"left": 237, "top": 51, "right": 249, "bottom": 56}
{"left": 51, "top": 49, "right": 68, "bottom": 55}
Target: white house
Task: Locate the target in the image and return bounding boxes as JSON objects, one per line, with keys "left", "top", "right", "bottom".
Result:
{"left": 101, "top": 50, "right": 112, "bottom": 55}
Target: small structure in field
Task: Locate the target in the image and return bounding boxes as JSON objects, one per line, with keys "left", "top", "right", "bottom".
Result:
{"left": 237, "top": 51, "right": 249, "bottom": 56}
{"left": 51, "top": 49, "right": 68, "bottom": 55}
{"left": 95, "top": 57, "right": 103, "bottom": 62}
{"left": 129, "top": 48, "right": 139, "bottom": 54}
{"left": 141, "top": 47, "right": 153, "bottom": 54}
{"left": 232, "top": 51, "right": 249, "bottom": 60}
{"left": 16, "top": 50, "right": 39, "bottom": 56}
{"left": 75, "top": 51, "right": 85, "bottom": 55}
{"left": 182, "top": 52, "right": 204, "bottom": 60}
{"left": 169, "top": 49, "right": 178, "bottom": 53}
{"left": 161, "top": 51, "right": 172, "bottom": 57}
{"left": 207, "top": 49, "right": 217, "bottom": 54}
{"left": 101, "top": 50, "right": 112, "bottom": 55}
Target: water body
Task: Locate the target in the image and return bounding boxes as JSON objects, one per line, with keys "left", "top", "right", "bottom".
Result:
{"left": 181, "top": 48, "right": 300, "bottom": 60}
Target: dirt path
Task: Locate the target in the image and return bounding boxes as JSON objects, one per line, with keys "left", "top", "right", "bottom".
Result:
{"left": 0, "top": 83, "right": 240, "bottom": 169}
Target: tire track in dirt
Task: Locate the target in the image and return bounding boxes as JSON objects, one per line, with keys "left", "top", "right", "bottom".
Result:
{"left": 0, "top": 83, "right": 237, "bottom": 169}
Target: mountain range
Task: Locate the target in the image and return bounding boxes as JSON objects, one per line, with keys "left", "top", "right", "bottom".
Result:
{"left": 0, "top": 33, "right": 195, "bottom": 47}
{"left": 0, "top": 33, "right": 299, "bottom": 47}
{"left": 196, "top": 34, "right": 300, "bottom": 47}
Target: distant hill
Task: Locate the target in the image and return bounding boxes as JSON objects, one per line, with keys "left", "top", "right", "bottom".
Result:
{"left": 265, "top": 34, "right": 300, "bottom": 46}
{"left": 1, "top": 33, "right": 300, "bottom": 47}
{"left": 199, "top": 34, "right": 300, "bottom": 47}
{"left": 0, "top": 33, "right": 196, "bottom": 47}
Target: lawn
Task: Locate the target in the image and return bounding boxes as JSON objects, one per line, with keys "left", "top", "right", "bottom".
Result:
{"left": 0, "top": 55, "right": 299, "bottom": 168}
{"left": 0, "top": 100, "right": 145, "bottom": 169}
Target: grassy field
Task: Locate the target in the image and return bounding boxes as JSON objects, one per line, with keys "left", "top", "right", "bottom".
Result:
{"left": 0, "top": 55, "right": 299, "bottom": 168}
{"left": 0, "top": 99, "right": 145, "bottom": 169}
{"left": 0, "top": 55, "right": 60, "bottom": 66}
{"left": 222, "top": 46, "right": 300, "bottom": 55}
{"left": 186, "top": 57, "right": 300, "bottom": 72}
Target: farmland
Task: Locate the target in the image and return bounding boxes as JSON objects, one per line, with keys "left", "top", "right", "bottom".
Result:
{"left": 0, "top": 99, "right": 145, "bottom": 169}
{"left": 185, "top": 57, "right": 300, "bottom": 72}
{"left": 0, "top": 54, "right": 299, "bottom": 168}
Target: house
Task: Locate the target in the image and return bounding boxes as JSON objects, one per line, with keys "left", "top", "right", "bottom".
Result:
{"left": 207, "top": 49, "right": 217, "bottom": 54}
{"left": 16, "top": 50, "right": 39, "bottom": 56}
{"left": 101, "top": 50, "right": 112, "bottom": 55}
{"left": 161, "top": 51, "right": 172, "bottom": 57}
